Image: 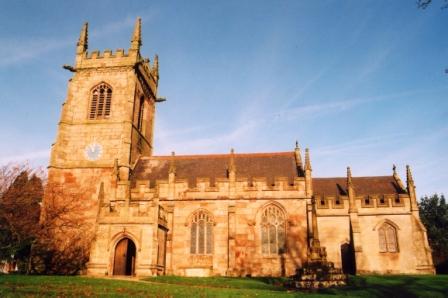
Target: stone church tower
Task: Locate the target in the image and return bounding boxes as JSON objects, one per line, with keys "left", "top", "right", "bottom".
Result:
{"left": 46, "top": 19, "right": 435, "bottom": 277}
{"left": 47, "top": 18, "right": 159, "bottom": 222}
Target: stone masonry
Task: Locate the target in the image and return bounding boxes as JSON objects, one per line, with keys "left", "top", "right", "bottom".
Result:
{"left": 44, "top": 18, "right": 435, "bottom": 277}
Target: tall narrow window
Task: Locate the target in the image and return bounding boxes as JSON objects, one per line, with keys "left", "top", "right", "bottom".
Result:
{"left": 378, "top": 223, "right": 398, "bottom": 252}
{"left": 137, "top": 96, "right": 145, "bottom": 131}
{"left": 89, "top": 83, "right": 112, "bottom": 119}
{"left": 190, "top": 210, "right": 213, "bottom": 255}
{"left": 261, "top": 204, "right": 286, "bottom": 255}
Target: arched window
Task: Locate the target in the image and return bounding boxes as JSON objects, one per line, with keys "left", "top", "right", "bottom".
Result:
{"left": 261, "top": 204, "right": 286, "bottom": 255}
{"left": 378, "top": 223, "right": 398, "bottom": 252}
{"left": 89, "top": 83, "right": 112, "bottom": 119}
{"left": 190, "top": 210, "right": 213, "bottom": 255}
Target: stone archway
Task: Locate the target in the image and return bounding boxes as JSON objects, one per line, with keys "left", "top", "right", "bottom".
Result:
{"left": 113, "top": 238, "right": 136, "bottom": 276}
{"left": 340, "top": 242, "right": 356, "bottom": 275}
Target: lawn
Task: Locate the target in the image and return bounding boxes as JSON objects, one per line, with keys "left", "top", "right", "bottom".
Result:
{"left": 0, "top": 274, "right": 447, "bottom": 297}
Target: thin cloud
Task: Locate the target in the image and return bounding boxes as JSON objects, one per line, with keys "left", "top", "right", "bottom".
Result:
{"left": 0, "top": 149, "right": 49, "bottom": 165}
{"left": 155, "top": 122, "right": 258, "bottom": 155}
{"left": 314, "top": 133, "right": 408, "bottom": 157}
{"left": 0, "top": 13, "right": 153, "bottom": 67}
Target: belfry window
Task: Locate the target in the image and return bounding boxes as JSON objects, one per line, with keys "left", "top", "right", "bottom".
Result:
{"left": 261, "top": 205, "right": 286, "bottom": 255}
{"left": 378, "top": 223, "right": 398, "bottom": 253}
{"left": 190, "top": 210, "right": 213, "bottom": 255}
{"left": 137, "top": 96, "right": 145, "bottom": 131}
{"left": 89, "top": 83, "right": 112, "bottom": 119}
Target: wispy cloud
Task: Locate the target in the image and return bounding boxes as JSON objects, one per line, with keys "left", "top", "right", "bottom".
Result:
{"left": 155, "top": 122, "right": 258, "bottom": 155}
{"left": 0, "top": 149, "right": 49, "bottom": 165}
{"left": 154, "top": 88, "right": 433, "bottom": 156}
{"left": 0, "top": 38, "right": 73, "bottom": 66}
{"left": 0, "top": 13, "right": 154, "bottom": 67}
{"left": 314, "top": 133, "right": 408, "bottom": 157}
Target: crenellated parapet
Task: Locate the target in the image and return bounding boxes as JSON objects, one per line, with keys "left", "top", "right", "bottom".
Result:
{"left": 127, "top": 175, "right": 307, "bottom": 201}
{"left": 69, "top": 18, "right": 159, "bottom": 90}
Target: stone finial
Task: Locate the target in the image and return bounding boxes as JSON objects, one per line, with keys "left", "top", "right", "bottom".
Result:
{"left": 77, "top": 22, "right": 88, "bottom": 55}
{"left": 347, "top": 166, "right": 357, "bottom": 213}
{"left": 294, "top": 141, "right": 303, "bottom": 174}
{"left": 229, "top": 148, "right": 236, "bottom": 173}
{"left": 406, "top": 164, "right": 419, "bottom": 212}
{"left": 305, "top": 148, "right": 312, "bottom": 171}
{"left": 130, "top": 17, "right": 142, "bottom": 51}
{"left": 406, "top": 165, "right": 415, "bottom": 187}
{"left": 152, "top": 54, "right": 159, "bottom": 79}
{"left": 347, "top": 166, "right": 352, "bottom": 187}
{"left": 392, "top": 164, "right": 406, "bottom": 191}
{"left": 169, "top": 151, "right": 176, "bottom": 175}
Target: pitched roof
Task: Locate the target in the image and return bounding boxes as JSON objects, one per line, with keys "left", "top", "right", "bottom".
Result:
{"left": 313, "top": 176, "right": 405, "bottom": 196}
{"left": 132, "top": 152, "right": 406, "bottom": 195}
{"left": 132, "top": 152, "right": 299, "bottom": 187}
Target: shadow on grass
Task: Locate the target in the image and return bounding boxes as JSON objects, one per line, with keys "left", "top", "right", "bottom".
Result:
{"left": 144, "top": 275, "right": 290, "bottom": 291}
{"left": 319, "top": 275, "right": 448, "bottom": 298}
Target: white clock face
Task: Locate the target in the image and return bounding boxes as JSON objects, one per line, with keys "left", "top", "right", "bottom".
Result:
{"left": 84, "top": 143, "right": 103, "bottom": 161}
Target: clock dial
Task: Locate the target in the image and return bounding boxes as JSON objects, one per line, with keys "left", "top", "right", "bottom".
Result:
{"left": 84, "top": 143, "right": 103, "bottom": 161}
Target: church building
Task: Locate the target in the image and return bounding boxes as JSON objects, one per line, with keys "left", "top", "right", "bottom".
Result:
{"left": 46, "top": 19, "right": 434, "bottom": 277}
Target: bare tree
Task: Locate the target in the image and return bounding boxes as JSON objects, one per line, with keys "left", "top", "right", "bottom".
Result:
{"left": 0, "top": 164, "right": 43, "bottom": 273}
{"left": 32, "top": 183, "right": 95, "bottom": 275}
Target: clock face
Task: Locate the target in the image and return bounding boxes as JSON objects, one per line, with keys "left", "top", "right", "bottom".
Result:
{"left": 84, "top": 143, "right": 103, "bottom": 161}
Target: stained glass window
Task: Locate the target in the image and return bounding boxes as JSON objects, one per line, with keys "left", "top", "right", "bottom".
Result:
{"left": 190, "top": 210, "right": 213, "bottom": 255}
{"left": 378, "top": 223, "right": 398, "bottom": 252}
{"left": 261, "top": 205, "right": 286, "bottom": 255}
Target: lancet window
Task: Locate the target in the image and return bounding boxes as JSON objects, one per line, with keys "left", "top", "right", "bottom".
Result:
{"left": 378, "top": 223, "right": 398, "bottom": 253}
{"left": 261, "top": 205, "right": 286, "bottom": 255}
{"left": 89, "top": 83, "right": 112, "bottom": 119}
{"left": 137, "top": 96, "right": 145, "bottom": 131}
{"left": 190, "top": 210, "right": 213, "bottom": 255}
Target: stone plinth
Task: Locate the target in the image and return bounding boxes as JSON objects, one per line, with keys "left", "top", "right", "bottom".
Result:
{"left": 292, "top": 260, "right": 346, "bottom": 289}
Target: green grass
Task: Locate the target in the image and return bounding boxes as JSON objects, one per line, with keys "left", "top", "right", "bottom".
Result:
{"left": 0, "top": 274, "right": 447, "bottom": 297}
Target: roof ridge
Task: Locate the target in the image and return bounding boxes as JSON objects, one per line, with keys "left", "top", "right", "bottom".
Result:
{"left": 314, "top": 175, "right": 393, "bottom": 180}
{"left": 142, "top": 151, "right": 294, "bottom": 160}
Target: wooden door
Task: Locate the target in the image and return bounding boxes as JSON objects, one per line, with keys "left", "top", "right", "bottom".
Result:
{"left": 113, "top": 238, "right": 128, "bottom": 275}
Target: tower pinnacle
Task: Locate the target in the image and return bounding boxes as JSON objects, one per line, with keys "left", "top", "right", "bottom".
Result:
{"left": 76, "top": 22, "right": 88, "bottom": 55}
{"left": 130, "top": 17, "right": 142, "bottom": 51}
{"left": 152, "top": 54, "right": 159, "bottom": 79}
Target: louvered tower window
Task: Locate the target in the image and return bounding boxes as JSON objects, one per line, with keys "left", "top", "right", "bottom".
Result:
{"left": 190, "top": 210, "right": 213, "bottom": 255}
{"left": 89, "top": 83, "right": 112, "bottom": 119}
{"left": 261, "top": 205, "right": 286, "bottom": 255}
{"left": 378, "top": 223, "right": 398, "bottom": 252}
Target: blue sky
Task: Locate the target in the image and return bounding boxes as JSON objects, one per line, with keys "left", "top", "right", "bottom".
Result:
{"left": 0, "top": 1, "right": 446, "bottom": 196}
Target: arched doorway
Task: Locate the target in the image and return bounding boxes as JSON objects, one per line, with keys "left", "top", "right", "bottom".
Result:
{"left": 113, "top": 238, "right": 136, "bottom": 276}
{"left": 340, "top": 242, "right": 356, "bottom": 275}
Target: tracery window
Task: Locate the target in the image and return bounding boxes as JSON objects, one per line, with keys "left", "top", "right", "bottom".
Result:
{"left": 261, "top": 205, "right": 286, "bottom": 255}
{"left": 89, "top": 83, "right": 112, "bottom": 119}
{"left": 190, "top": 210, "right": 213, "bottom": 255}
{"left": 378, "top": 223, "right": 398, "bottom": 252}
